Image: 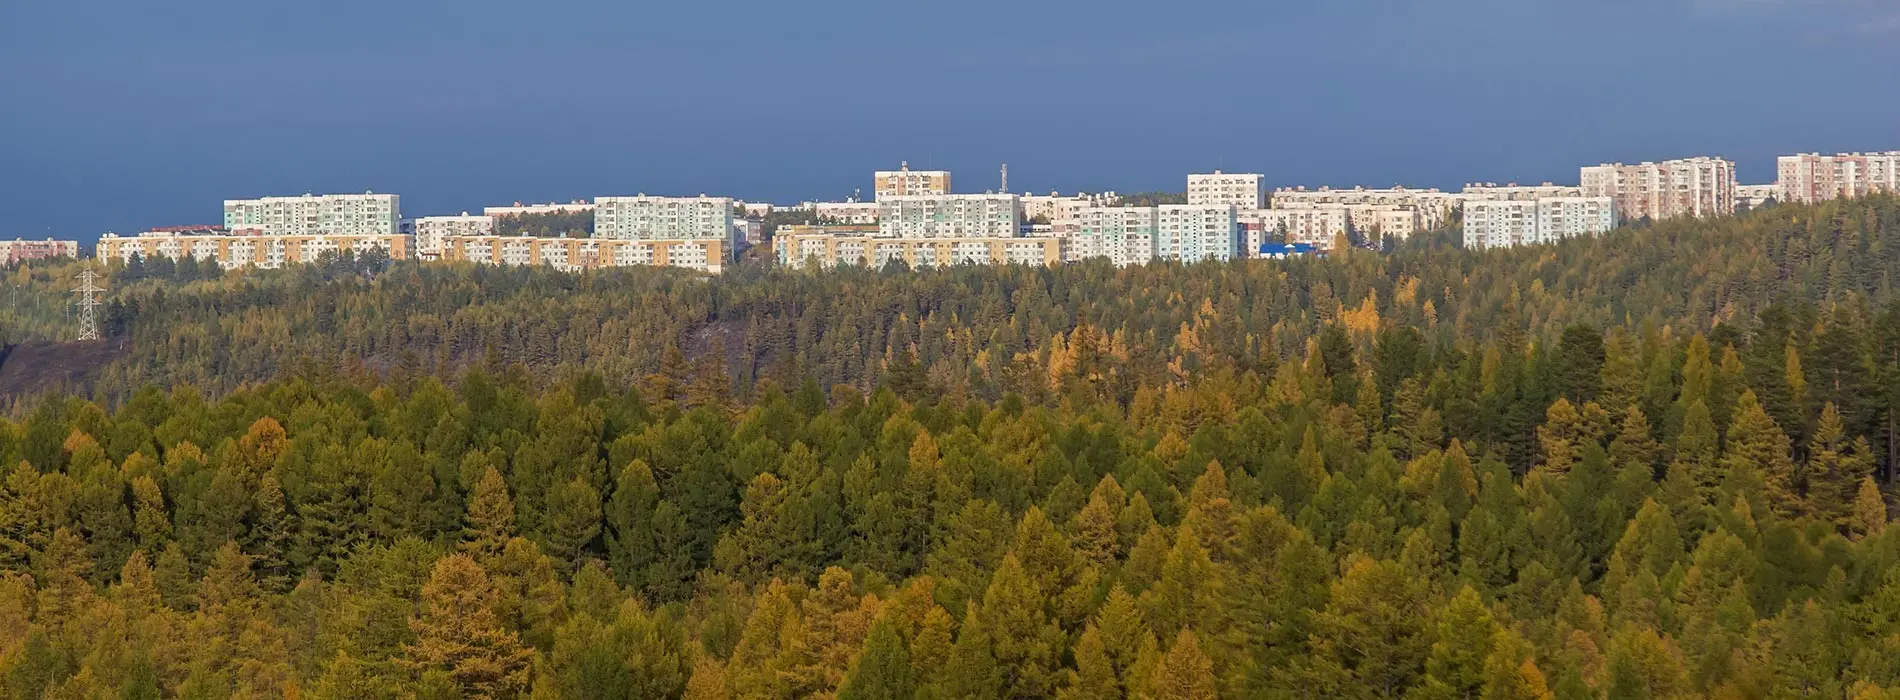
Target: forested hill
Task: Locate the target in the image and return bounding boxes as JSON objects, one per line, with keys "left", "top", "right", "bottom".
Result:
{"left": 2, "top": 196, "right": 1896, "bottom": 412}
{"left": 0, "top": 198, "right": 1898, "bottom": 698}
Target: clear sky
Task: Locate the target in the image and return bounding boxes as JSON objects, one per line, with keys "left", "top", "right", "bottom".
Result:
{"left": 3, "top": 0, "right": 1897, "bottom": 243}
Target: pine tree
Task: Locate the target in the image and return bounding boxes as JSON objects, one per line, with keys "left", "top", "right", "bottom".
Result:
{"left": 1060, "top": 625, "right": 1122, "bottom": 700}
{"left": 402, "top": 554, "right": 534, "bottom": 700}
{"left": 1854, "top": 477, "right": 1887, "bottom": 539}
{"left": 838, "top": 620, "right": 916, "bottom": 700}
{"left": 1808, "top": 403, "right": 1875, "bottom": 530}
{"left": 938, "top": 604, "right": 1003, "bottom": 700}
{"left": 461, "top": 466, "right": 518, "bottom": 563}
{"left": 1724, "top": 390, "right": 1798, "bottom": 517}
{"left": 245, "top": 473, "right": 294, "bottom": 593}
{"left": 542, "top": 475, "right": 602, "bottom": 570}
{"left": 1150, "top": 629, "right": 1219, "bottom": 700}
{"left": 1417, "top": 586, "right": 1500, "bottom": 699}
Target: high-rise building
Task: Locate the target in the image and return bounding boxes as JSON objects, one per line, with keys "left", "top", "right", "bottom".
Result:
{"left": 878, "top": 194, "right": 1020, "bottom": 238}
{"left": 411, "top": 213, "right": 494, "bottom": 258}
{"left": 1188, "top": 172, "right": 1267, "bottom": 210}
{"left": 874, "top": 162, "right": 952, "bottom": 200}
{"left": 1070, "top": 206, "right": 1158, "bottom": 266}
{"left": 1343, "top": 205, "right": 1422, "bottom": 241}
{"left": 1155, "top": 205, "right": 1238, "bottom": 263}
{"left": 1580, "top": 157, "right": 1735, "bottom": 221}
{"left": 223, "top": 193, "right": 400, "bottom": 237}
{"left": 1463, "top": 196, "right": 1615, "bottom": 249}
{"left": 1775, "top": 152, "right": 1900, "bottom": 204}
{"left": 594, "top": 195, "right": 737, "bottom": 244}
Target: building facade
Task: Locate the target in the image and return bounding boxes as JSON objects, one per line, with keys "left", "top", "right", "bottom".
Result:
{"left": 774, "top": 231, "right": 1061, "bottom": 270}
{"left": 877, "top": 194, "right": 1021, "bottom": 238}
{"left": 1580, "top": 157, "right": 1735, "bottom": 221}
{"left": 98, "top": 230, "right": 411, "bottom": 269}
{"left": 594, "top": 195, "right": 737, "bottom": 243}
{"left": 1188, "top": 172, "right": 1267, "bottom": 210}
{"left": 1270, "top": 186, "right": 1460, "bottom": 230}
{"left": 874, "top": 162, "right": 952, "bottom": 200}
{"left": 1775, "top": 152, "right": 1900, "bottom": 204}
{"left": 1462, "top": 183, "right": 1585, "bottom": 201}
{"left": 1463, "top": 196, "right": 1615, "bottom": 249}
{"left": 482, "top": 200, "right": 595, "bottom": 217}
{"left": 1737, "top": 184, "right": 1778, "bottom": 211}
{"left": 223, "top": 193, "right": 401, "bottom": 237}
{"left": 807, "top": 201, "right": 881, "bottom": 224}
{"left": 1344, "top": 205, "right": 1422, "bottom": 241}
{"left": 439, "top": 235, "right": 728, "bottom": 273}
{"left": 1155, "top": 204, "right": 1238, "bottom": 263}
{"left": 411, "top": 213, "right": 494, "bottom": 258}
{"left": 1247, "top": 207, "right": 1350, "bottom": 249}
{"left": 1021, "top": 192, "right": 1119, "bottom": 223}
{"left": 1070, "top": 206, "right": 1158, "bottom": 266}
{"left": 0, "top": 239, "right": 82, "bottom": 266}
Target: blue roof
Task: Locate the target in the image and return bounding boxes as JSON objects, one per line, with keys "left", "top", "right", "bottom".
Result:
{"left": 1260, "top": 243, "right": 1318, "bottom": 254}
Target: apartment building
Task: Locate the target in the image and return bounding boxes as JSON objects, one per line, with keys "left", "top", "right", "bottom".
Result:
{"left": 0, "top": 238, "right": 82, "bottom": 266}
{"left": 1775, "top": 152, "right": 1900, "bottom": 204}
{"left": 1155, "top": 204, "right": 1238, "bottom": 263}
{"left": 411, "top": 213, "right": 494, "bottom": 258}
{"left": 1737, "top": 184, "right": 1778, "bottom": 211}
{"left": 1188, "top": 172, "right": 1267, "bottom": 209}
{"left": 1070, "top": 206, "right": 1158, "bottom": 266}
{"left": 1247, "top": 207, "right": 1350, "bottom": 250}
{"left": 1462, "top": 183, "right": 1585, "bottom": 201}
{"left": 1580, "top": 157, "right": 1735, "bottom": 221}
{"left": 1344, "top": 205, "right": 1422, "bottom": 241}
{"left": 223, "top": 192, "right": 400, "bottom": 237}
{"left": 874, "top": 162, "right": 951, "bottom": 200}
{"left": 1021, "top": 192, "right": 1120, "bottom": 223}
{"left": 774, "top": 230, "right": 1061, "bottom": 270}
{"left": 439, "top": 235, "right": 728, "bottom": 273}
{"left": 98, "top": 229, "right": 412, "bottom": 269}
{"left": 806, "top": 201, "right": 881, "bottom": 224}
{"left": 878, "top": 194, "right": 1021, "bottom": 238}
{"left": 483, "top": 200, "right": 595, "bottom": 217}
{"left": 1270, "top": 186, "right": 1460, "bottom": 230}
{"left": 594, "top": 195, "right": 737, "bottom": 244}
{"left": 1463, "top": 196, "right": 1615, "bottom": 249}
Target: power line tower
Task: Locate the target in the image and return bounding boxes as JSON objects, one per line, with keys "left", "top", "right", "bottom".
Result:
{"left": 73, "top": 269, "right": 104, "bottom": 341}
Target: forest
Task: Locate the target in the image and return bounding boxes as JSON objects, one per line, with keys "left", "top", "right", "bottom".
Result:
{"left": 0, "top": 196, "right": 1898, "bottom": 698}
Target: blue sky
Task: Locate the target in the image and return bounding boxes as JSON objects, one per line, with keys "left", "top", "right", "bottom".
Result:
{"left": 3, "top": 0, "right": 1896, "bottom": 242}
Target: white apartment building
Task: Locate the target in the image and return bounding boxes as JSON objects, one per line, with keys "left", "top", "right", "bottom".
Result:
{"left": 483, "top": 200, "right": 595, "bottom": 217}
{"left": 1270, "top": 186, "right": 1460, "bottom": 230}
{"left": 1580, "top": 157, "right": 1735, "bottom": 221}
{"left": 1462, "top": 183, "right": 1585, "bottom": 201}
{"left": 878, "top": 194, "right": 1021, "bottom": 238}
{"left": 1247, "top": 207, "right": 1350, "bottom": 250}
{"left": 99, "top": 229, "right": 412, "bottom": 269}
{"left": 1188, "top": 172, "right": 1267, "bottom": 210}
{"left": 441, "top": 235, "right": 728, "bottom": 274}
{"left": 1737, "top": 184, "right": 1778, "bottom": 211}
{"left": 223, "top": 192, "right": 400, "bottom": 237}
{"left": 1775, "top": 152, "right": 1900, "bottom": 204}
{"left": 808, "top": 201, "right": 881, "bottom": 224}
{"left": 1155, "top": 204, "right": 1238, "bottom": 263}
{"left": 774, "top": 231, "right": 1061, "bottom": 270}
{"left": 874, "top": 162, "right": 951, "bottom": 200}
{"left": 1021, "top": 192, "right": 1120, "bottom": 223}
{"left": 1463, "top": 196, "right": 1615, "bottom": 249}
{"left": 1344, "top": 205, "right": 1422, "bottom": 241}
{"left": 411, "top": 213, "right": 494, "bottom": 258}
{"left": 1070, "top": 206, "right": 1158, "bottom": 266}
{"left": 594, "top": 195, "right": 738, "bottom": 248}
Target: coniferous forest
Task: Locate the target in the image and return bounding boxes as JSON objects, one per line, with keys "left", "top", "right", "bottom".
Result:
{"left": 2, "top": 197, "right": 1900, "bottom": 698}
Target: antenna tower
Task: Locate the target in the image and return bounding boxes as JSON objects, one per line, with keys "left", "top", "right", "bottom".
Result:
{"left": 73, "top": 269, "right": 104, "bottom": 341}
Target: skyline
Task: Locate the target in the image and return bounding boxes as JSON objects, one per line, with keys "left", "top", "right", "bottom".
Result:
{"left": 5, "top": 0, "right": 1898, "bottom": 243}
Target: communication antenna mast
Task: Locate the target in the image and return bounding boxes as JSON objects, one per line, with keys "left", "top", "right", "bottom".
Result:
{"left": 73, "top": 268, "right": 104, "bottom": 341}
{"left": 1000, "top": 163, "right": 1009, "bottom": 194}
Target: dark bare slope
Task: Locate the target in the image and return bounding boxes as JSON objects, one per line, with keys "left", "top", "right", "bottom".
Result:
{"left": 0, "top": 339, "right": 125, "bottom": 399}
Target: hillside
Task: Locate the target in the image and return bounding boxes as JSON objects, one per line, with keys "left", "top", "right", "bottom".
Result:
{"left": 0, "top": 198, "right": 1897, "bottom": 698}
